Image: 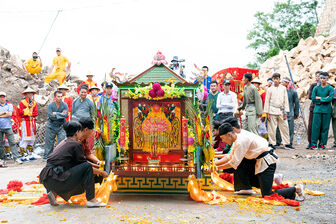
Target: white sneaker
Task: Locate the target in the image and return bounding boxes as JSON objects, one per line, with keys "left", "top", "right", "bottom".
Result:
{"left": 86, "top": 200, "right": 107, "bottom": 208}
{"left": 15, "top": 158, "right": 23, "bottom": 164}
{"left": 47, "top": 191, "right": 59, "bottom": 206}
{"left": 31, "top": 152, "right": 41, "bottom": 159}
{"left": 234, "top": 189, "right": 255, "bottom": 195}
{"left": 296, "top": 184, "right": 305, "bottom": 202}
{"left": 274, "top": 173, "right": 284, "bottom": 185}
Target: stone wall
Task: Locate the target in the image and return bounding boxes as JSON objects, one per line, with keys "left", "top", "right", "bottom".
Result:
{"left": 316, "top": 0, "right": 336, "bottom": 38}
{"left": 0, "top": 45, "right": 82, "bottom": 124}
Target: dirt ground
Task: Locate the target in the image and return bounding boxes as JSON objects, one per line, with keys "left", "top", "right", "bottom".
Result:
{"left": 0, "top": 142, "right": 335, "bottom": 224}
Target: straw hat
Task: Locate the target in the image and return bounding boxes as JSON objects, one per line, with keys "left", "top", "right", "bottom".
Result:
{"left": 251, "top": 77, "right": 262, "bottom": 84}
{"left": 22, "top": 87, "right": 37, "bottom": 94}
{"left": 57, "top": 84, "right": 69, "bottom": 90}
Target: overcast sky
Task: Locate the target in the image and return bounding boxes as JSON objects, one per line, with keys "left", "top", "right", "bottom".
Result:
{"left": 1, "top": 0, "right": 305, "bottom": 82}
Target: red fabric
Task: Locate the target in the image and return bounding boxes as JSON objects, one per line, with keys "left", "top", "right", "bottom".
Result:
{"left": 264, "top": 193, "right": 300, "bottom": 207}
{"left": 25, "top": 181, "right": 39, "bottom": 185}
{"left": 133, "top": 154, "right": 182, "bottom": 162}
{"left": 7, "top": 180, "right": 23, "bottom": 192}
{"left": 272, "top": 183, "right": 290, "bottom": 191}
{"left": 0, "top": 189, "right": 8, "bottom": 195}
{"left": 77, "top": 80, "right": 97, "bottom": 94}
{"left": 18, "top": 99, "right": 38, "bottom": 137}
{"left": 18, "top": 99, "right": 39, "bottom": 119}
{"left": 211, "top": 68, "right": 259, "bottom": 92}
{"left": 31, "top": 194, "right": 49, "bottom": 205}
{"left": 63, "top": 96, "right": 73, "bottom": 113}
{"left": 81, "top": 137, "right": 94, "bottom": 158}
{"left": 260, "top": 91, "right": 266, "bottom": 109}
{"left": 7, "top": 101, "right": 20, "bottom": 132}
{"left": 214, "top": 135, "right": 226, "bottom": 151}
{"left": 219, "top": 173, "right": 234, "bottom": 184}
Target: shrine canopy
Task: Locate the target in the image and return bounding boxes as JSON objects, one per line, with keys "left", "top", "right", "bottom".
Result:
{"left": 211, "top": 67, "right": 259, "bottom": 93}
{"left": 116, "top": 51, "right": 195, "bottom": 87}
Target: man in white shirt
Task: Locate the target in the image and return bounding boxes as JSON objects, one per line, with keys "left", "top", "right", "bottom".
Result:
{"left": 215, "top": 123, "right": 304, "bottom": 201}
{"left": 217, "top": 80, "right": 237, "bottom": 121}
{"left": 264, "top": 73, "right": 290, "bottom": 149}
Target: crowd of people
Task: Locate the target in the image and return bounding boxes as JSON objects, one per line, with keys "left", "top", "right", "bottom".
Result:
{"left": 0, "top": 48, "right": 118, "bottom": 168}
{"left": 0, "top": 50, "right": 334, "bottom": 206}
{"left": 207, "top": 71, "right": 336, "bottom": 151}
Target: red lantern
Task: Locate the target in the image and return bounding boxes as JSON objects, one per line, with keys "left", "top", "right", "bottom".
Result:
{"left": 120, "top": 117, "right": 126, "bottom": 148}
{"left": 182, "top": 117, "right": 188, "bottom": 150}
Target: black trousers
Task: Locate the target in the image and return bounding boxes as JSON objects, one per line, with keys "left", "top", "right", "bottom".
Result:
{"left": 226, "top": 159, "right": 296, "bottom": 199}
{"left": 223, "top": 158, "right": 255, "bottom": 191}
{"left": 251, "top": 163, "right": 296, "bottom": 199}
{"left": 218, "top": 112, "right": 233, "bottom": 122}
{"left": 43, "top": 162, "right": 95, "bottom": 201}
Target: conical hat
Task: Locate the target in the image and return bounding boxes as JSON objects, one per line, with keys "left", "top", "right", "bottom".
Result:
{"left": 58, "top": 84, "right": 69, "bottom": 90}
{"left": 89, "top": 86, "right": 100, "bottom": 91}
{"left": 251, "top": 77, "right": 262, "bottom": 84}
{"left": 22, "top": 87, "right": 37, "bottom": 94}
{"left": 86, "top": 71, "right": 94, "bottom": 77}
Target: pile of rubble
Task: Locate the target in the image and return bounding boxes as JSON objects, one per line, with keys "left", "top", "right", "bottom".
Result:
{"left": 259, "top": 36, "right": 336, "bottom": 100}
{"left": 0, "top": 45, "right": 82, "bottom": 124}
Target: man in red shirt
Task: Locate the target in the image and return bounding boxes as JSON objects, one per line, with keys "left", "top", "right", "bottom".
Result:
{"left": 18, "top": 87, "right": 38, "bottom": 157}
{"left": 77, "top": 72, "right": 97, "bottom": 94}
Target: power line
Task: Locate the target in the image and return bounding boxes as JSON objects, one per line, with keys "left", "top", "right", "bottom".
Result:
{"left": 38, "top": 10, "right": 62, "bottom": 54}
{"left": 0, "top": 5, "right": 102, "bottom": 14}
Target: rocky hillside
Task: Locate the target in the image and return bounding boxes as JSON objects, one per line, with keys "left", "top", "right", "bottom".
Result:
{"left": 0, "top": 45, "right": 82, "bottom": 124}
{"left": 259, "top": 36, "right": 336, "bottom": 100}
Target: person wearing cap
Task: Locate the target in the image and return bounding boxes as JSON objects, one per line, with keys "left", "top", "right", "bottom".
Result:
{"left": 0, "top": 92, "right": 22, "bottom": 165}
{"left": 44, "top": 91, "right": 69, "bottom": 160}
{"left": 98, "top": 82, "right": 117, "bottom": 114}
{"left": 88, "top": 86, "right": 101, "bottom": 108}
{"left": 311, "top": 72, "right": 334, "bottom": 150}
{"left": 306, "top": 71, "right": 321, "bottom": 149}
{"left": 18, "top": 87, "right": 38, "bottom": 158}
{"left": 72, "top": 84, "right": 94, "bottom": 122}
{"left": 23, "top": 52, "right": 42, "bottom": 76}
{"left": 1, "top": 100, "right": 20, "bottom": 160}
{"left": 44, "top": 48, "right": 71, "bottom": 88}
{"left": 77, "top": 72, "right": 98, "bottom": 94}
{"left": 216, "top": 80, "right": 237, "bottom": 122}
{"left": 57, "top": 84, "right": 73, "bottom": 121}
{"left": 238, "top": 73, "right": 263, "bottom": 135}
{"left": 275, "top": 77, "right": 299, "bottom": 149}
{"left": 215, "top": 123, "right": 305, "bottom": 201}
{"left": 215, "top": 117, "right": 241, "bottom": 158}
{"left": 264, "top": 73, "right": 291, "bottom": 150}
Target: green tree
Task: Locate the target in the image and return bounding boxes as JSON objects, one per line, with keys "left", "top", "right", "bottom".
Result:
{"left": 247, "top": 0, "right": 321, "bottom": 69}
